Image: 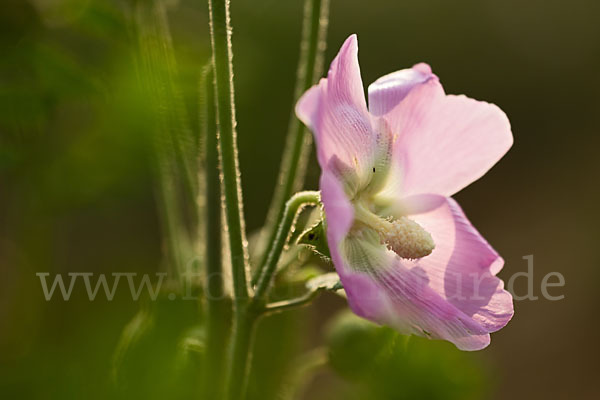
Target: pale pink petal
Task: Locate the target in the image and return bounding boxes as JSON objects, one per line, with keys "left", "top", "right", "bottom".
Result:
{"left": 328, "top": 230, "right": 493, "bottom": 351}
{"left": 339, "top": 270, "right": 391, "bottom": 324}
{"left": 319, "top": 169, "right": 354, "bottom": 245}
{"left": 368, "top": 63, "right": 437, "bottom": 116}
{"left": 376, "top": 263, "right": 493, "bottom": 351}
{"left": 384, "top": 80, "right": 513, "bottom": 197}
{"left": 405, "top": 195, "right": 514, "bottom": 333}
{"left": 295, "top": 35, "right": 376, "bottom": 175}
{"left": 323, "top": 193, "right": 513, "bottom": 350}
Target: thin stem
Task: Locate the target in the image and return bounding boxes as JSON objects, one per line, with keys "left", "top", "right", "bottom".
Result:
{"left": 253, "top": 191, "right": 321, "bottom": 303}
{"left": 207, "top": 0, "right": 252, "bottom": 398}
{"left": 253, "top": 0, "right": 330, "bottom": 283}
{"left": 262, "top": 288, "right": 324, "bottom": 316}
{"left": 201, "top": 65, "right": 230, "bottom": 399}
{"left": 207, "top": 0, "right": 250, "bottom": 301}
{"left": 229, "top": 187, "right": 322, "bottom": 396}
{"left": 226, "top": 188, "right": 320, "bottom": 398}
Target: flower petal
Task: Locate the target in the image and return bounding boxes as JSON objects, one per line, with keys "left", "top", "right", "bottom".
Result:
{"left": 368, "top": 63, "right": 437, "bottom": 116}
{"left": 384, "top": 79, "right": 513, "bottom": 197}
{"left": 295, "top": 35, "right": 376, "bottom": 176}
{"left": 324, "top": 194, "right": 513, "bottom": 350}
{"left": 331, "top": 230, "right": 493, "bottom": 351}
{"left": 406, "top": 195, "right": 514, "bottom": 333}
{"left": 320, "top": 169, "right": 354, "bottom": 245}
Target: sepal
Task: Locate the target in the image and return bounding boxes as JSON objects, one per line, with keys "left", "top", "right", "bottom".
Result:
{"left": 297, "top": 219, "right": 331, "bottom": 260}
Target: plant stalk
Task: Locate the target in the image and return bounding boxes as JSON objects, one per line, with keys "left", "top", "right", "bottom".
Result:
{"left": 253, "top": 0, "right": 330, "bottom": 284}
{"left": 207, "top": 0, "right": 249, "bottom": 303}
{"left": 201, "top": 65, "right": 231, "bottom": 399}
{"left": 253, "top": 191, "right": 320, "bottom": 303}
{"left": 263, "top": 288, "right": 324, "bottom": 316}
{"left": 207, "top": 0, "right": 252, "bottom": 398}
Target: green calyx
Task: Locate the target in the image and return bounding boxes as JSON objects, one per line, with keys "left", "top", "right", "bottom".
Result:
{"left": 297, "top": 219, "right": 331, "bottom": 260}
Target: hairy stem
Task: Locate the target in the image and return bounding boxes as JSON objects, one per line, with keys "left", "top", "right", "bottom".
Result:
{"left": 207, "top": 0, "right": 250, "bottom": 303}
{"left": 253, "top": 0, "right": 330, "bottom": 283}
{"left": 253, "top": 191, "right": 321, "bottom": 303}
{"left": 227, "top": 191, "right": 322, "bottom": 397}
{"left": 207, "top": 0, "right": 252, "bottom": 398}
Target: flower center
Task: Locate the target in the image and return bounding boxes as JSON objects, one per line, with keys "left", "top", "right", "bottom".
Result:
{"left": 372, "top": 216, "right": 435, "bottom": 259}
{"left": 354, "top": 203, "right": 435, "bottom": 260}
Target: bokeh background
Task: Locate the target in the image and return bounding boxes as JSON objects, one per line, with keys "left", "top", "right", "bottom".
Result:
{"left": 1, "top": 0, "right": 599, "bottom": 399}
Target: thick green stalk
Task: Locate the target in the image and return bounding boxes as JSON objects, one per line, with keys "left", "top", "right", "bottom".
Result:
{"left": 207, "top": 0, "right": 251, "bottom": 398}
{"left": 201, "top": 65, "right": 230, "bottom": 399}
{"left": 226, "top": 307, "right": 258, "bottom": 400}
{"left": 253, "top": 191, "right": 320, "bottom": 303}
{"left": 253, "top": 0, "right": 330, "bottom": 284}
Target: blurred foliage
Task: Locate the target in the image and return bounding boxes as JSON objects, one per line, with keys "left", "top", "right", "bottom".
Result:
{"left": 246, "top": 310, "right": 307, "bottom": 400}
{"left": 112, "top": 295, "right": 202, "bottom": 400}
{"left": 325, "top": 311, "right": 487, "bottom": 400}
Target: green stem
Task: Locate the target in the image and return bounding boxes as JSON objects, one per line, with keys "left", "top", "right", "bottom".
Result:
{"left": 207, "top": 0, "right": 250, "bottom": 301}
{"left": 201, "top": 65, "right": 230, "bottom": 399}
{"left": 232, "top": 192, "right": 321, "bottom": 398}
{"left": 226, "top": 307, "right": 257, "bottom": 400}
{"left": 227, "top": 188, "right": 320, "bottom": 397}
{"left": 263, "top": 288, "right": 324, "bottom": 316}
{"left": 207, "top": 0, "right": 252, "bottom": 398}
{"left": 253, "top": 191, "right": 320, "bottom": 303}
{"left": 253, "top": 0, "right": 330, "bottom": 284}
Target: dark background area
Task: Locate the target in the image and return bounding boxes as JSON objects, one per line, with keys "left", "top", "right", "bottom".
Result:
{"left": 1, "top": 0, "right": 599, "bottom": 399}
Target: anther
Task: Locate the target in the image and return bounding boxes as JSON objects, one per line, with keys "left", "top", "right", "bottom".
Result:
{"left": 375, "top": 216, "right": 435, "bottom": 259}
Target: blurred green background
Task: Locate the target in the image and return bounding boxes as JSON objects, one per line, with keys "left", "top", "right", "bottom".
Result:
{"left": 1, "top": 0, "right": 599, "bottom": 399}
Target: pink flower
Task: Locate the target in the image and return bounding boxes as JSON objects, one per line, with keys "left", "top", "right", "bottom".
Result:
{"left": 296, "top": 35, "right": 514, "bottom": 350}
